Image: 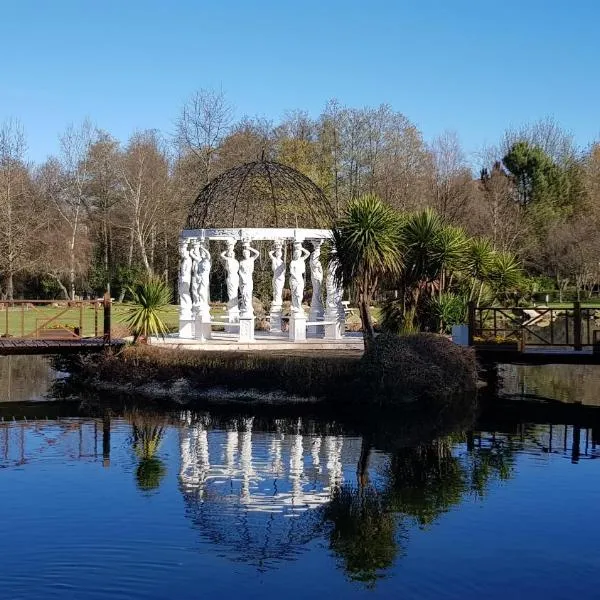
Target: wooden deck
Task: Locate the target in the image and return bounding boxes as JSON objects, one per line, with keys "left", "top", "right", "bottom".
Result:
{"left": 0, "top": 338, "right": 124, "bottom": 355}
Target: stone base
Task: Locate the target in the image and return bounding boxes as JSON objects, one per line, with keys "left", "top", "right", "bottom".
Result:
{"left": 179, "top": 318, "right": 194, "bottom": 339}
{"left": 194, "top": 314, "right": 212, "bottom": 342}
{"left": 226, "top": 306, "right": 239, "bottom": 334}
{"left": 269, "top": 310, "right": 283, "bottom": 333}
{"left": 308, "top": 309, "right": 324, "bottom": 337}
{"left": 289, "top": 314, "right": 307, "bottom": 342}
{"left": 324, "top": 309, "right": 342, "bottom": 340}
{"left": 239, "top": 316, "right": 255, "bottom": 342}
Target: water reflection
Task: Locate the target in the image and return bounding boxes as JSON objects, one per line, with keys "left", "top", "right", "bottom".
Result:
{"left": 501, "top": 363, "right": 600, "bottom": 405}
{"left": 178, "top": 412, "right": 355, "bottom": 568}
{"left": 2, "top": 404, "right": 600, "bottom": 594}
{"left": 0, "top": 355, "right": 56, "bottom": 402}
{"left": 130, "top": 412, "right": 168, "bottom": 491}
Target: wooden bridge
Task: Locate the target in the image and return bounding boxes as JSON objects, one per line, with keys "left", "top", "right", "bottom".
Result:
{"left": 0, "top": 295, "right": 122, "bottom": 355}
{"left": 467, "top": 302, "right": 600, "bottom": 365}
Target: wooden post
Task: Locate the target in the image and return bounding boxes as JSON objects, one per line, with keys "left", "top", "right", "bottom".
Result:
{"left": 573, "top": 301, "right": 582, "bottom": 351}
{"left": 102, "top": 412, "right": 111, "bottom": 468}
{"left": 103, "top": 292, "right": 111, "bottom": 345}
{"left": 467, "top": 301, "right": 475, "bottom": 346}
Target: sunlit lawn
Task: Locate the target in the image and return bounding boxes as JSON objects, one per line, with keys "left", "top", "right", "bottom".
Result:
{"left": 0, "top": 301, "right": 368, "bottom": 339}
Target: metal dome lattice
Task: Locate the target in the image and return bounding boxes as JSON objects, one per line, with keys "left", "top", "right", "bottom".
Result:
{"left": 185, "top": 160, "right": 334, "bottom": 229}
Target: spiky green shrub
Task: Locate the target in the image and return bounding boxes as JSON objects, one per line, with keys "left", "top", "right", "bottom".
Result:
{"left": 428, "top": 292, "right": 468, "bottom": 334}
{"left": 123, "top": 276, "right": 172, "bottom": 342}
{"left": 331, "top": 194, "right": 403, "bottom": 347}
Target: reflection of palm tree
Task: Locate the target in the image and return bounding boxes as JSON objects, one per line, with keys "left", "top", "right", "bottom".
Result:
{"left": 385, "top": 440, "right": 466, "bottom": 526}
{"left": 323, "top": 485, "right": 401, "bottom": 586}
{"left": 129, "top": 412, "right": 167, "bottom": 491}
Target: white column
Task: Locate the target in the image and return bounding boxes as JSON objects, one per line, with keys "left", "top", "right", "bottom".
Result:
{"left": 308, "top": 239, "right": 325, "bottom": 336}
{"left": 288, "top": 239, "right": 309, "bottom": 342}
{"left": 190, "top": 238, "right": 212, "bottom": 341}
{"left": 238, "top": 238, "right": 258, "bottom": 342}
{"left": 269, "top": 239, "right": 285, "bottom": 333}
{"left": 220, "top": 238, "right": 239, "bottom": 332}
{"left": 324, "top": 260, "right": 344, "bottom": 339}
{"left": 178, "top": 238, "right": 194, "bottom": 338}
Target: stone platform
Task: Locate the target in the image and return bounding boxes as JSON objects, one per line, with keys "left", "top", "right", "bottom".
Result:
{"left": 151, "top": 331, "right": 364, "bottom": 353}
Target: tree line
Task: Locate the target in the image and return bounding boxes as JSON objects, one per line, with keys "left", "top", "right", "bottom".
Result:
{"left": 1, "top": 88, "right": 599, "bottom": 301}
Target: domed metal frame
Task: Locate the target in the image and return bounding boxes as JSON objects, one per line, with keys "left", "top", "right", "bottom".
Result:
{"left": 185, "top": 160, "right": 335, "bottom": 229}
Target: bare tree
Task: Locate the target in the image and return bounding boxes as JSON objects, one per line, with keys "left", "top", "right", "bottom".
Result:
{"left": 86, "top": 132, "right": 122, "bottom": 292}
{"left": 118, "top": 130, "right": 170, "bottom": 275}
{"left": 40, "top": 121, "right": 97, "bottom": 299}
{"left": 429, "top": 131, "right": 473, "bottom": 222}
{"left": 176, "top": 88, "right": 233, "bottom": 186}
{"left": 0, "top": 120, "right": 42, "bottom": 299}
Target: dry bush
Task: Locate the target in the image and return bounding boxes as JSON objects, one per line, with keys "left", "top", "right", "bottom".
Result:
{"left": 360, "top": 333, "right": 477, "bottom": 404}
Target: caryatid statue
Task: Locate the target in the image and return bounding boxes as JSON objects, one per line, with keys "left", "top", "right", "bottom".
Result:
{"left": 220, "top": 239, "right": 240, "bottom": 316}
{"left": 238, "top": 240, "right": 259, "bottom": 317}
{"left": 268, "top": 240, "right": 285, "bottom": 310}
{"left": 325, "top": 260, "right": 345, "bottom": 324}
{"left": 178, "top": 239, "right": 193, "bottom": 317}
{"left": 190, "top": 239, "right": 211, "bottom": 317}
{"left": 289, "top": 241, "right": 310, "bottom": 315}
{"left": 309, "top": 240, "right": 324, "bottom": 317}
{"left": 325, "top": 260, "right": 338, "bottom": 311}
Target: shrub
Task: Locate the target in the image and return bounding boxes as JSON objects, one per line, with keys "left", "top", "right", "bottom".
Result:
{"left": 359, "top": 333, "right": 477, "bottom": 405}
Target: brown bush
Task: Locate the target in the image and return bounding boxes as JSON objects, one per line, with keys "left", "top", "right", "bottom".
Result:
{"left": 359, "top": 333, "right": 477, "bottom": 405}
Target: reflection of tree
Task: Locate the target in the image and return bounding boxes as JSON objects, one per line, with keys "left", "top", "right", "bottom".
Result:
{"left": 324, "top": 433, "right": 518, "bottom": 586}
{"left": 386, "top": 440, "right": 465, "bottom": 526}
{"left": 467, "top": 438, "right": 515, "bottom": 497}
{"left": 323, "top": 485, "right": 401, "bottom": 585}
{"left": 129, "top": 412, "right": 167, "bottom": 492}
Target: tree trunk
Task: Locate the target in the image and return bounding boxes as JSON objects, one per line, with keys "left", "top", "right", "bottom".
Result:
{"left": 47, "top": 273, "right": 69, "bottom": 300}
{"left": 357, "top": 437, "right": 371, "bottom": 489}
{"left": 6, "top": 271, "right": 13, "bottom": 302}
{"left": 359, "top": 290, "right": 374, "bottom": 350}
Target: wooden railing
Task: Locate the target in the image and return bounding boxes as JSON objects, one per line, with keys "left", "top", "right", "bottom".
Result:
{"left": 0, "top": 294, "right": 112, "bottom": 342}
{"left": 468, "top": 302, "right": 600, "bottom": 350}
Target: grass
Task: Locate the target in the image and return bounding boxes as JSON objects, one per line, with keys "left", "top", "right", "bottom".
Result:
{"left": 0, "top": 302, "right": 372, "bottom": 338}
{"left": 69, "top": 331, "right": 477, "bottom": 407}
{"left": 77, "top": 344, "right": 360, "bottom": 400}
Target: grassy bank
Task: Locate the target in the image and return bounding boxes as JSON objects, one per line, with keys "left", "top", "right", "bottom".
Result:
{"left": 69, "top": 333, "right": 477, "bottom": 407}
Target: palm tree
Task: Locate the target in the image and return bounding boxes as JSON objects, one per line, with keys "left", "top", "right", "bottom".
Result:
{"left": 383, "top": 209, "right": 468, "bottom": 333}
{"left": 466, "top": 237, "right": 496, "bottom": 306}
{"left": 331, "top": 194, "right": 403, "bottom": 348}
{"left": 487, "top": 251, "right": 523, "bottom": 303}
{"left": 123, "top": 276, "right": 172, "bottom": 343}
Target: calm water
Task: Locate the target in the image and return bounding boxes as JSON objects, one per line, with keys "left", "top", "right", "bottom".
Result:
{"left": 1, "top": 357, "right": 600, "bottom": 599}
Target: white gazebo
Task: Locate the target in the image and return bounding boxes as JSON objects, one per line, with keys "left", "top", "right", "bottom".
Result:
{"left": 176, "top": 161, "right": 348, "bottom": 345}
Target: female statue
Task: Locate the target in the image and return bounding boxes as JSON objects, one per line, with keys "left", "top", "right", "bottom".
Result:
{"left": 289, "top": 242, "right": 310, "bottom": 315}
{"left": 190, "top": 240, "right": 211, "bottom": 315}
{"left": 238, "top": 242, "right": 259, "bottom": 316}
{"left": 178, "top": 239, "right": 193, "bottom": 313}
{"left": 268, "top": 241, "right": 285, "bottom": 309}
{"left": 220, "top": 240, "right": 240, "bottom": 311}
{"left": 309, "top": 240, "right": 324, "bottom": 315}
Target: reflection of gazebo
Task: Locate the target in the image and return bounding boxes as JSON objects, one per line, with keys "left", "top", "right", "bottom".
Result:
{"left": 177, "top": 413, "right": 360, "bottom": 568}
{"left": 177, "top": 161, "right": 347, "bottom": 343}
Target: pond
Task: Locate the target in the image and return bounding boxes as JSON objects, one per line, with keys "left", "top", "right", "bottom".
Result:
{"left": 1, "top": 356, "right": 600, "bottom": 599}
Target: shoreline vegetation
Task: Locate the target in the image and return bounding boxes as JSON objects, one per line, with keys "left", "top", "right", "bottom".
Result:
{"left": 67, "top": 333, "right": 478, "bottom": 408}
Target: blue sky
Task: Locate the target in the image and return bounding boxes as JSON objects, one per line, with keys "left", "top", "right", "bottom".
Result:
{"left": 2, "top": 0, "right": 598, "bottom": 164}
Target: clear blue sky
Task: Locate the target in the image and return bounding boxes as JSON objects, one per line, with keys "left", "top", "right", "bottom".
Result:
{"left": 2, "top": 0, "right": 598, "bottom": 164}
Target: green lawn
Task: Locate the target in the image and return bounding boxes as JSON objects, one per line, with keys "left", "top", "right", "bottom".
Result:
{"left": 0, "top": 301, "right": 367, "bottom": 339}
